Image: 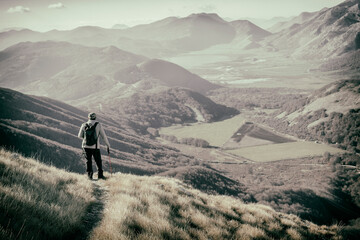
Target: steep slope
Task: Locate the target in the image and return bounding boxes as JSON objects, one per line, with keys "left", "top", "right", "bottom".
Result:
{"left": 226, "top": 20, "right": 272, "bottom": 50}
{"left": 0, "top": 87, "right": 197, "bottom": 174}
{"left": 0, "top": 149, "right": 341, "bottom": 240}
{"left": 264, "top": 0, "right": 360, "bottom": 59}
{"left": 261, "top": 79, "right": 360, "bottom": 152}
{"left": 230, "top": 20, "right": 271, "bottom": 41}
{"left": 0, "top": 149, "right": 97, "bottom": 240}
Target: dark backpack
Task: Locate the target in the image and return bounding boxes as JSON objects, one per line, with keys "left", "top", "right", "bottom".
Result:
{"left": 84, "top": 122, "right": 99, "bottom": 147}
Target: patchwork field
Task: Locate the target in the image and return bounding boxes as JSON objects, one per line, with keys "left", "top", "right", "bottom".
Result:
{"left": 226, "top": 141, "right": 347, "bottom": 162}
{"left": 159, "top": 114, "right": 245, "bottom": 147}
{"left": 160, "top": 114, "right": 346, "bottom": 163}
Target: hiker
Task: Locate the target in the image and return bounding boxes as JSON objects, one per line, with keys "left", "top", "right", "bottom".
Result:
{"left": 78, "top": 112, "right": 110, "bottom": 180}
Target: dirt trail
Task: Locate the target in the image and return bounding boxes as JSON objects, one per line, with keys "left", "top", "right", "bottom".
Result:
{"left": 78, "top": 181, "right": 107, "bottom": 240}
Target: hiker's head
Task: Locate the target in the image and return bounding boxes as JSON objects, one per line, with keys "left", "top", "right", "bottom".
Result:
{"left": 88, "top": 112, "right": 96, "bottom": 120}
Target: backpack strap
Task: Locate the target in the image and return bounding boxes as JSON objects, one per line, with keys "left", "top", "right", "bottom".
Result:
{"left": 94, "top": 122, "right": 99, "bottom": 149}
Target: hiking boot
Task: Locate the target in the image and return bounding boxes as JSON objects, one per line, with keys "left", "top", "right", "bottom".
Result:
{"left": 98, "top": 175, "right": 106, "bottom": 180}
{"left": 88, "top": 172, "right": 93, "bottom": 180}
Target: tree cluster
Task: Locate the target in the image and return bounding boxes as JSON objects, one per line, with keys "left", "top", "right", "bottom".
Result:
{"left": 207, "top": 88, "right": 307, "bottom": 111}
{"left": 160, "top": 134, "right": 210, "bottom": 148}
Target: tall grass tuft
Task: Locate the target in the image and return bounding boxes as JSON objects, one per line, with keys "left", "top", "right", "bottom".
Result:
{"left": 0, "top": 148, "right": 95, "bottom": 240}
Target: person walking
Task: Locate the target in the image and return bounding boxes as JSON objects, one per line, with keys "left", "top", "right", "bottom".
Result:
{"left": 78, "top": 112, "right": 110, "bottom": 180}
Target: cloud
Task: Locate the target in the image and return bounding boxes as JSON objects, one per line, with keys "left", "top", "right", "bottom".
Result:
{"left": 7, "top": 6, "right": 30, "bottom": 14}
{"left": 48, "top": 3, "right": 65, "bottom": 9}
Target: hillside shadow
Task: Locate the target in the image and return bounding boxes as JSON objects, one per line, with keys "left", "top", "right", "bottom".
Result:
{"left": 261, "top": 188, "right": 360, "bottom": 226}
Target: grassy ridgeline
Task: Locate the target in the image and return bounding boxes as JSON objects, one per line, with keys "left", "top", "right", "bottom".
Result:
{"left": 91, "top": 175, "right": 340, "bottom": 240}
{"left": 1, "top": 149, "right": 341, "bottom": 240}
{"left": 0, "top": 149, "right": 96, "bottom": 240}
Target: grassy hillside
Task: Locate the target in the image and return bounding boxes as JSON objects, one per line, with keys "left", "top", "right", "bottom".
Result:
{"left": 118, "top": 87, "right": 238, "bottom": 130}
{"left": 257, "top": 79, "right": 360, "bottom": 153}
{"left": 0, "top": 149, "right": 342, "bottom": 240}
{"left": 0, "top": 149, "right": 96, "bottom": 240}
{"left": 0, "top": 87, "right": 201, "bottom": 175}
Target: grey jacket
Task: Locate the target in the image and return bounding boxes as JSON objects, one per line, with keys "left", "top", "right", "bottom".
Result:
{"left": 78, "top": 120, "right": 110, "bottom": 149}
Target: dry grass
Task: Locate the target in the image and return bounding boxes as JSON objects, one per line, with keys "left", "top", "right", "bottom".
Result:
{"left": 0, "top": 148, "right": 95, "bottom": 240}
{"left": 91, "top": 173, "right": 341, "bottom": 240}
{"left": 0, "top": 149, "right": 343, "bottom": 240}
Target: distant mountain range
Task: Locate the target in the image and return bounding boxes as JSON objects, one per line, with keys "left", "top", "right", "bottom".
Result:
{"left": 1, "top": 1, "right": 358, "bottom": 61}
{"left": 0, "top": 13, "right": 236, "bottom": 58}
{"left": 0, "top": 39, "right": 234, "bottom": 133}
{"left": 264, "top": 0, "right": 360, "bottom": 59}
{"left": 0, "top": 41, "right": 220, "bottom": 101}
{"left": 267, "top": 11, "right": 319, "bottom": 33}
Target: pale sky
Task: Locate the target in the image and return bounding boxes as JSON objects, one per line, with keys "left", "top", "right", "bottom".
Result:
{"left": 0, "top": 0, "right": 346, "bottom": 32}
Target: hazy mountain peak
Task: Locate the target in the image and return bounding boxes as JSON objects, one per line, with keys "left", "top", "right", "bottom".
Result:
{"left": 72, "top": 25, "right": 104, "bottom": 31}
{"left": 187, "top": 12, "right": 226, "bottom": 23}
{"left": 230, "top": 19, "right": 271, "bottom": 41}
{"left": 266, "top": 0, "right": 360, "bottom": 59}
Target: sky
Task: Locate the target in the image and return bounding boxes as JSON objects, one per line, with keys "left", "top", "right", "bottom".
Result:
{"left": 0, "top": 0, "right": 346, "bottom": 32}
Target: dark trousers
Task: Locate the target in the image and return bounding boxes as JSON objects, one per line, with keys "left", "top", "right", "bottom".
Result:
{"left": 83, "top": 148, "right": 103, "bottom": 177}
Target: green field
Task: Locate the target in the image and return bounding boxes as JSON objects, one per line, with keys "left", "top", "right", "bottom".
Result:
{"left": 226, "top": 141, "right": 346, "bottom": 162}
{"left": 159, "top": 114, "right": 245, "bottom": 147}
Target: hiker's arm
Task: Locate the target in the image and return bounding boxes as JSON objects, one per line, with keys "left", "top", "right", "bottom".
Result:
{"left": 99, "top": 124, "right": 110, "bottom": 148}
{"left": 78, "top": 124, "right": 84, "bottom": 139}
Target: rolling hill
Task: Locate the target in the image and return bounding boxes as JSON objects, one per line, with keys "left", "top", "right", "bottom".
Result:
{"left": 0, "top": 41, "right": 147, "bottom": 100}
{"left": 138, "top": 59, "right": 220, "bottom": 94}
{"left": 0, "top": 41, "right": 222, "bottom": 102}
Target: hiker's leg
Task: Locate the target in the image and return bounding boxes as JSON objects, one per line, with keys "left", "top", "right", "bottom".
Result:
{"left": 94, "top": 149, "right": 103, "bottom": 178}
{"left": 84, "top": 148, "right": 94, "bottom": 178}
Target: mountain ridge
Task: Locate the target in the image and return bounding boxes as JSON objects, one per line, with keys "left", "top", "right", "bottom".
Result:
{"left": 263, "top": 0, "right": 360, "bottom": 59}
{"left": 0, "top": 13, "right": 267, "bottom": 57}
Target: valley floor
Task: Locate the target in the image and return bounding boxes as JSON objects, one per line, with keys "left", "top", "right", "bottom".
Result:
{"left": 157, "top": 113, "right": 360, "bottom": 228}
